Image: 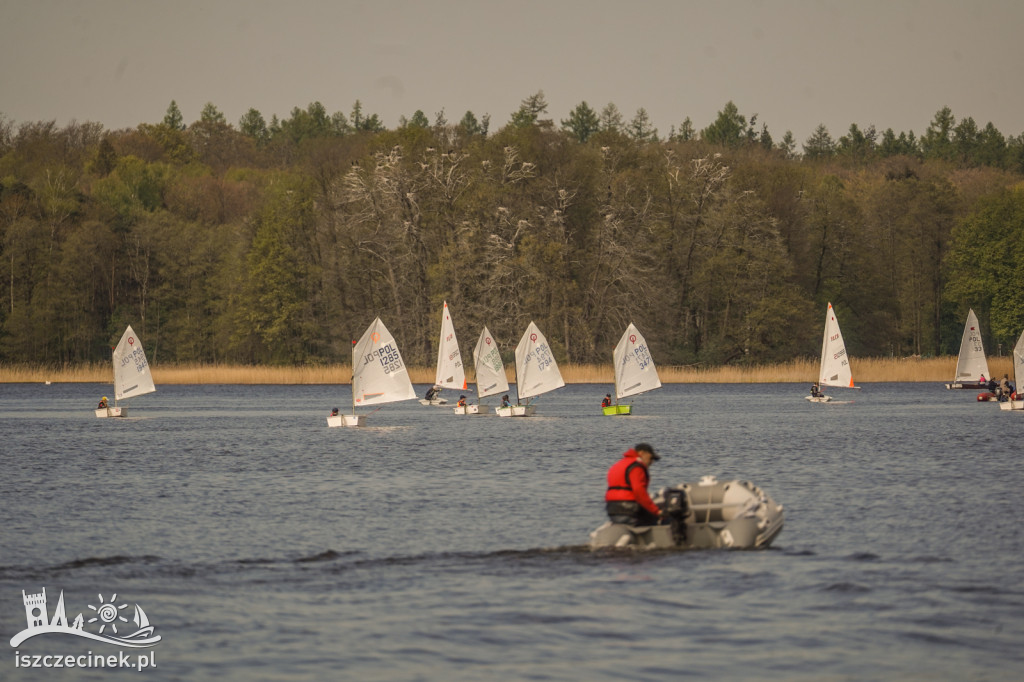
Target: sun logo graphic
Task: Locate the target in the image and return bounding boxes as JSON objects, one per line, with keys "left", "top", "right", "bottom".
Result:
{"left": 88, "top": 593, "right": 129, "bottom": 635}
{"left": 10, "top": 588, "right": 161, "bottom": 648}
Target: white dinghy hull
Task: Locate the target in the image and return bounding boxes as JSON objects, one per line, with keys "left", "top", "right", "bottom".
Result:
{"left": 999, "top": 399, "right": 1023, "bottom": 411}
{"left": 453, "top": 404, "right": 490, "bottom": 415}
{"left": 94, "top": 406, "right": 126, "bottom": 418}
{"left": 327, "top": 414, "right": 367, "bottom": 427}
{"left": 590, "top": 476, "right": 784, "bottom": 550}
{"left": 495, "top": 405, "right": 536, "bottom": 417}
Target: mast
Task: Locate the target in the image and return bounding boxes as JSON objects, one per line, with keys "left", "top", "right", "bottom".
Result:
{"left": 350, "top": 339, "right": 357, "bottom": 416}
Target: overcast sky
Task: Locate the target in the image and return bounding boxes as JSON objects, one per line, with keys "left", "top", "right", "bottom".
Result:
{"left": 2, "top": 0, "right": 1022, "bottom": 145}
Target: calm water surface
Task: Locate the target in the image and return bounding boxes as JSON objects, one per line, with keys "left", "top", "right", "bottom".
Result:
{"left": 1, "top": 382, "right": 1022, "bottom": 681}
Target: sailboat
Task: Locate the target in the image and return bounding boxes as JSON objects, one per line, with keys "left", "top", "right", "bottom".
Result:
{"left": 604, "top": 322, "right": 661, "bottom": 415}
{"left": 806, "top": 302, "right": 857, "bottom": 403}
{"left": 496, "top": 321, "right": 565, "bottom": 417}
{"left": 999, "top": 329, "right": 1023, "bottom": 411}
{"left": 328, "top": 317, "right": 416, "bottom": 427}
{"left": 455, "top": 326, "right": 509, "bottom": 415}
{"left": 944, "top": 308, "right": 991, "bottom": 389}
{"left": 420, "top": 301, "right": 465, "bottom": 406}
{"left": 95, "top": 325, "right": 155, "bottom": 418}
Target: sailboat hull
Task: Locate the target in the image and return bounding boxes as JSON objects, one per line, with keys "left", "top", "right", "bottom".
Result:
{"left": 590, "top": 476, "right": 784, "bottom": 551}
{"left": 327, "top": 414, "right": 366, "bottom": 427}
{"left": 999, "top": 399, "right": 1023, "bottom": 411}
{"left": 945, "top": 381, "right": 987, "bottom": 390}
{"left": 453, "top": 404, "right": 490, "bottom": 415}
{"left": 418, "top": 398, "right": 449, "bottom": 406}
{"left": 602, "top": 405, "right": 632, "bottom": 415}
{"left": 95, "top": 406, "right": 126, "bottom": 418}
{"left": 804, "top": 395, "right": 831, "bottom": 403}
{"left": 495, "top": 405, "right": 536, "bottom": 417}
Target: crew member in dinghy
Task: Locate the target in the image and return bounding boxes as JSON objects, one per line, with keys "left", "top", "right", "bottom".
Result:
{"left": 98, "top": 396, "right": 108, "bottom": 409}
{"left": 424, "top": 386, "right": 440, "bottom": 401}
{"left": 809, "top": 382, "right": 823, "bottom": 398}
{"left": 999, "top": 374, "right": 1013, "bottom": 400}
{"left": 457, "top": 395, "right": 467, "bottom": 407}
{"left": 501, "top": 395, "right": 511, "bottom": 408}
{"left": 605, "top": 443, "right": 664, "bottom": 526}
{"left": 330, "top": 407, "right": 339, "bottom": 417}
{"left": 601, "top": 394, "right": 612, "bottom": 408}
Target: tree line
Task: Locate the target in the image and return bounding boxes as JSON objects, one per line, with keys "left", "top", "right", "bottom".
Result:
{"left": 1, "top": 93, "right": 1022, "bottom": 369}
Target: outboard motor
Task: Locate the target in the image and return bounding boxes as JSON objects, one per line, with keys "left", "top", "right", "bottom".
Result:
{"left": 659, "top": 487, "right": 689, "bottom": 544}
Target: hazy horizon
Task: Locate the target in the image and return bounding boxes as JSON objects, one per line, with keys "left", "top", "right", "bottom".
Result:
{"left": 2, "top": 0, "right": 1022, "bottom": 145}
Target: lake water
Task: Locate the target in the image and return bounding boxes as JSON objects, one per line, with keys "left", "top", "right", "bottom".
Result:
{"left": 1, "top": 382, "right": 1022, "bottom": 681}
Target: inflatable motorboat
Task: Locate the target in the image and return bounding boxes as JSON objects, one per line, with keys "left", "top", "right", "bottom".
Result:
{"left": 589, "top": 475, "right": 784, "bottom": 550}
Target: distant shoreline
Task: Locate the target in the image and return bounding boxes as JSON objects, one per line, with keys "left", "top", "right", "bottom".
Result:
{"left": 0, "top": 357, "right": 1012, "bottom": 385}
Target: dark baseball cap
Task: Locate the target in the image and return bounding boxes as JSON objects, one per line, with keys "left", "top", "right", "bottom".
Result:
{"left": 635, "top": 443, "right": 660, "bottom": 461}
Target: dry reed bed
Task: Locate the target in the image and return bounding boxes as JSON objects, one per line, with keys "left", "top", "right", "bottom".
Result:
{"left": 1, "top": 357, "right": 1013, "bottom": 385}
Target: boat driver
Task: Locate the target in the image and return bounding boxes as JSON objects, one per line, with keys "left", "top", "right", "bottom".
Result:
{"left": 605, "top": 443, "right": 664, "bottom": 526}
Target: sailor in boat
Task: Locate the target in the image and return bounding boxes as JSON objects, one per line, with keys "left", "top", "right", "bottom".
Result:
{"left": 501, "top": 395, "right": 511, "bottom": 408}
{"left": 999, "top": 374, "right": 1013, "bottom": 401}
{"left": 605, "top": 443, "right": 664, "bottom": 527}
{"left": 98, "top": 396, "right": 108, "bottom": 409}
{"left": 330, "top": 407, "right": 339, "bottom": 417}
{"left": 424, "top": 386, "right": 440, "bottom": 401}
{"left": 601, "top": 394, "right": 612, "bottom": 408}
{"left": 457, "top": 395, "right": 467, "bottom": 407}
{"left": 809, "top": 382, "right": 824, "bottom": 399}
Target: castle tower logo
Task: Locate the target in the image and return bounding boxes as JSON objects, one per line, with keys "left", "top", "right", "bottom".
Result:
{"left": 10, "top": 588, "right": 161, "bottom": 648}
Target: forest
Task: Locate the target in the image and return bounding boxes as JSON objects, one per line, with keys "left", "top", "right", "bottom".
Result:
{"left": 1, "top": 93, "right": 1023, "bottom": 369}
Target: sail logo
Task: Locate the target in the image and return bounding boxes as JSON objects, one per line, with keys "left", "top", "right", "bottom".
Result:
{"left": 10, "top": 588, "right": 162, "bottom": 649}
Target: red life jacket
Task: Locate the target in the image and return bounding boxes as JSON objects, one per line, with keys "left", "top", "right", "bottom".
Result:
{"left": 605, "top": 449, "right": 660, "bottom": 515}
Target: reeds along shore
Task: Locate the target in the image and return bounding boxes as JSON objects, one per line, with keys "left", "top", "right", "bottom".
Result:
{"left": 0, "top": 356, "right": 1013, "bottom": 385}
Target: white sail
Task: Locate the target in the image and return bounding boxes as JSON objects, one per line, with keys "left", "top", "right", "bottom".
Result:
{"left": 514, "top": 321, "right": 565, "bottom": 400}
{"left": 112, "top": 325, "right": 155, "bottom": 401}
{"left": 473, "top": 326, "right": 509, "bottom": 398}
{"left": 818, "top": 303, "right": 855, "bottom": 388}
{"left": 352, "top": 317, "right": 416, "bottom": 406}
{"left": 1013, "top": 329, "right": 1024, "bottom": 388}
{"left": 613, "top": 323, "right": 662, "bottom": 399}
{"left": 434, "top": 301, "right": 466, "bottom": 390}
{"left": 952, "top": 308, "right": 990, "bottom": 382}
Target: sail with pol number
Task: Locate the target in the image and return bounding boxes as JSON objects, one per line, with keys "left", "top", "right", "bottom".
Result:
{"left": 455, "top": 326, "right": 508, "bottom": 415}
{"left": 604, "top": 322, "right": 661, "bottom": 415}
{"left": 806, "top": 302, "right": 857, "bottom": 403}
{"left": 945, "top": 308, "right": 990, "bottom": 389}
{"left": 496, "top": 321, "right": 564, "bottom": 417}
{"left": 329, "top": 317, "right": 416, "bottom": 427}
{"left": 95, "top": 325, "right": 155, "bottom": 418}
{"left": 422, "top": 301, "right": 466, "bottom": 405}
